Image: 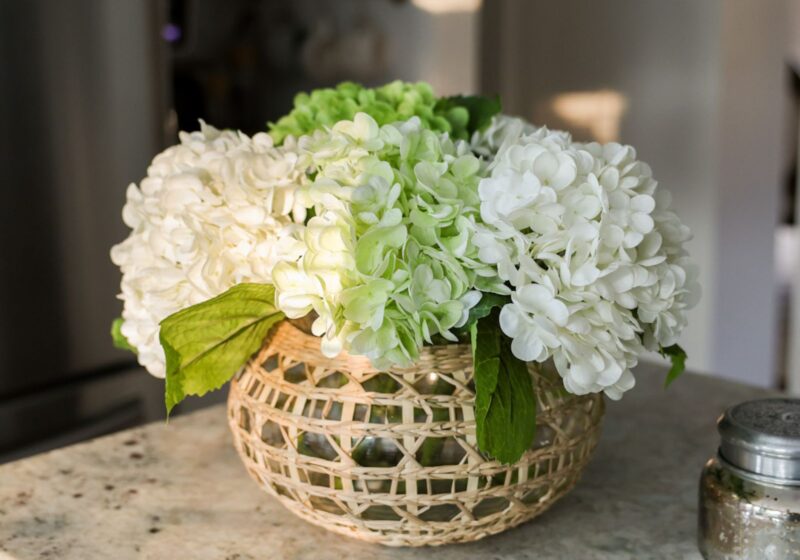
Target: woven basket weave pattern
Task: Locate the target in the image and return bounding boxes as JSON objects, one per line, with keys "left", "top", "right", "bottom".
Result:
{"left": 228, "top": 321, "right": 603, "bottom": 546}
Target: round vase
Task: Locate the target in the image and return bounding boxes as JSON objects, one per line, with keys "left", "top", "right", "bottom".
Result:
{"left": 227, "top": 321, "right": 603, "bottom": 547}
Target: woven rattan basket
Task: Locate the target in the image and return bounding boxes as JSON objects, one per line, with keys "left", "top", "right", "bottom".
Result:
{"left": 227, "top": 320, "right": 604, "bottom": 547}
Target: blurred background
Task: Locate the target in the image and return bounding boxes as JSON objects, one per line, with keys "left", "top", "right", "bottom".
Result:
{"left": 1, "top": 0, "right": 798, "bottom": 462}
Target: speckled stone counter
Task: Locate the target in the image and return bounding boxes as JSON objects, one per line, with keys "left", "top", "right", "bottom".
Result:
{"left": 0, "top": 365, "right": 772, "bottom": 560}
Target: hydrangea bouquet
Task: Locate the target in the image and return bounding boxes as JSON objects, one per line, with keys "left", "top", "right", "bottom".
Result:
{"left": 112, "top": 81, "right": 698, "bottom": 464}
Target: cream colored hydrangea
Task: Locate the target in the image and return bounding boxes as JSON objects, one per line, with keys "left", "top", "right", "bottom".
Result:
{"left": 111, "top": 122, "right": 307, "bottom": 377}
{"left": 473, "top": 116, "right": 698, "bottom": 399}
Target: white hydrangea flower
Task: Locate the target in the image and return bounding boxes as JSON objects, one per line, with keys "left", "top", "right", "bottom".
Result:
{"left": 471, "top": 114, "right": 571, "bottom": 158}
{"left": 473, "top": 116, "right": 698, "bottom": 400}
{"left": 111, "top": 122, "right": 307, "bottom": 377}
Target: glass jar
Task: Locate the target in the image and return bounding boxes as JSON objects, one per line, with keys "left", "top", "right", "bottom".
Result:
{"left": 699, "top": 398, "right": 800, "bottom": 559}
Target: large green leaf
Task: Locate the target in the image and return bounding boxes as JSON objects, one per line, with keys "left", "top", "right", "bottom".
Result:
{"left": 470, "top": 311, "right": 537, "bottom": 464}
{"left": 111, "top": 317, "right": 137, "bottom": 354}
{"left": 159, "top": 283, "right": 284, "bottom": 414}
{"left": 660, "top": 344, "right": 687, "bottom": 388}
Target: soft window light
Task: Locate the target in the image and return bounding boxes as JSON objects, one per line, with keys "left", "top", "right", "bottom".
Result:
{"left": 411, "top": 0, "right": 482, "bottom": 14}
{"left": 550, "top": 89, "right": 628, "bottom": 143}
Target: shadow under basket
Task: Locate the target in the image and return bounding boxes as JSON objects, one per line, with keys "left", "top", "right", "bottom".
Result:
{"left": 227, "top": 321, "right": 604, "bottom": 547}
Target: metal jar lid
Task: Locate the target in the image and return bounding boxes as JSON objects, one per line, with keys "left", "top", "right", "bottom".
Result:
{"left": 718, "top": 398, "right": 800, "bottom": 483}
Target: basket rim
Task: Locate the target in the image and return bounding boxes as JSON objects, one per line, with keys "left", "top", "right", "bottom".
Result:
{"left": 263, "top": 319, "right": 474, "bottom": 377}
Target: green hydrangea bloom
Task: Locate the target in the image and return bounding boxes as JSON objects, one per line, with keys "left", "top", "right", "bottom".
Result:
{"left": 272, "top": 113, "right": 506, "bottom": 367}
{"left": 268, "top": 81, "right": 464, "bottom": 145}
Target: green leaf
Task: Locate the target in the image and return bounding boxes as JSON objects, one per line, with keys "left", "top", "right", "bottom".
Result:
{"left": 111, "top": 317, "right": 137, "bottom": 354}
{"left": 453, "top": 293, "right": 510, "bottom": 340}
{"left": 435, "top": 94, "right": 502, "bottom": 139}
{"left": 470, "top": 311, "right": 536, "bottom": 464}
{"left": 660, "top": 344, "right": 687, "bottom": 388}
{"left": 467, "top": 293, "right": 510, "bottom": 324}
{"left": 159, "top": 283, "right": 285, "bottom": 414}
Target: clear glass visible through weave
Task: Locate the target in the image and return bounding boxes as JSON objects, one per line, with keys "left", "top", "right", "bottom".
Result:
{"left": 228, "top": 321, "right": 603, "bottom": 546}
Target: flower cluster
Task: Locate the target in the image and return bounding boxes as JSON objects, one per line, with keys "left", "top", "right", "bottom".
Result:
{"left": 471, "top": 117, "right": 698, "bottom": 399}
{"left": 272, "top": 113, "right": 503, "bottom": 367}
{"left": 111, "top": 122, "right": 307, "bottom": 377}
{"left": 112, "top": 80, "right": 697, "bottom": 402}
{"left": 268, "top": 81, "right": 460, "bottom": 145}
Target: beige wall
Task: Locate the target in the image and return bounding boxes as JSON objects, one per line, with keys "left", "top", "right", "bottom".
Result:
{"left": 713, "top": 0, "right": 787, "bottom": 386}
{"left": 368, "top": 0, "right": 480, "bottom": 95}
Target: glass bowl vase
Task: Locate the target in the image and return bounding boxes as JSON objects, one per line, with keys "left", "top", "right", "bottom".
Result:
{"left": 227, "top": 320, "right": 603, "bottom": 547}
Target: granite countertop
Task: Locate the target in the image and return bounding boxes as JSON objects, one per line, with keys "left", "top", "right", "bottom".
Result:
{"left": 0, "top": 364, "right": 772, "bottom": 560}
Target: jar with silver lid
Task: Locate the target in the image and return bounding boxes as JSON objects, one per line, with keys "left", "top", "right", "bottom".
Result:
{"left": 699, "top": 398, "right": 800, "bottom": 559}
